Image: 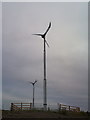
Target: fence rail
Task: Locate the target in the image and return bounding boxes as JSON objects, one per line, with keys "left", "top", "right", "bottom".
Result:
{"left": 58, "top": 103, "right": 80, "bottom": 112}
{"left": 11, "top": 103, "right": 32, "bottom": 111}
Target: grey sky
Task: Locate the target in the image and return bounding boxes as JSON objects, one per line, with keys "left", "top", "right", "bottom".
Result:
{"left": 2, "top": 2, "right": 88, "bottom": 111}
{"left": 0, "top": 2, "right": 2, "bottom": 110}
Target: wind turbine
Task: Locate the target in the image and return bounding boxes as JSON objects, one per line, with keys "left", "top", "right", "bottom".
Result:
{"left": 29, "top": 80, "right": 37, "bottom": 108}
{"left": 32, "top": 22, "right": 51, "bottom": 110}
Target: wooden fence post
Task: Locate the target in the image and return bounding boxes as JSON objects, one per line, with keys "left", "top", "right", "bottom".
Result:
{"left": 11, "top": 103, "right": 14, "bottom": 111}
{"left": 30, "top": 103, "right": 32, "bottom": 109}
{"left": 21, "top": 103, "right": 22, "bottom": 110}
{"left": 69, "top": 106, "right": 70, "bottom": 111}
{"left": 59, "top": 104, "right": 61, "bottom": 111}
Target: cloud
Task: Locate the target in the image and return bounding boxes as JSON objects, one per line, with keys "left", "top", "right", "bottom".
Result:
{"left": 2, "top": 2, "right": 88, "bottom": 111}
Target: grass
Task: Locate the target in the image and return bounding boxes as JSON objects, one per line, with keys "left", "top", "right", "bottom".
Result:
{"left": 1, "top": 109, "right": 89, "bottom": 119}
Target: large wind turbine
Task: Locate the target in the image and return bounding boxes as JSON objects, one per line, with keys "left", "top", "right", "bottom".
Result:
{"left": 33, "top": 22, "right": 51, "bottom": 110}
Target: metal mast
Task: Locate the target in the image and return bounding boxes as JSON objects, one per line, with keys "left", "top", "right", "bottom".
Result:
{"left": 43, "top": 37, "right": 47, "bottom": 110}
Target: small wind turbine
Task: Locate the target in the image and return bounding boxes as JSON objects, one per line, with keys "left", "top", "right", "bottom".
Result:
{"left": 29, "top": 80, "right": 37, "bottom": 108}
{"left": 32, "top": 22, "right": 51, "bottom": 110}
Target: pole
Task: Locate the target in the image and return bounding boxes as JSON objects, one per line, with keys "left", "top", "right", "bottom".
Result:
{"left": 43, "top": 38, "right": 47, "bottom": 110}
{"left": 33, "top": 84, "right": 35, "bottom": 108}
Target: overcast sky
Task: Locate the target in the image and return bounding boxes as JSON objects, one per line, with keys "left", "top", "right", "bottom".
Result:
{"left": 2, "top": 2, "right": 88, "bottom": 111}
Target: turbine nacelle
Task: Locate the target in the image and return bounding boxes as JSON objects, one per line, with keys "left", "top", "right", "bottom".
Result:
{"left": 29, "top": 80, "right": 37, "bottom": 85}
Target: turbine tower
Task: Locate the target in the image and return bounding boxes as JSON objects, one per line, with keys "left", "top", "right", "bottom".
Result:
{"left": 33, "top": 22, "right": 51, "bottom": 110}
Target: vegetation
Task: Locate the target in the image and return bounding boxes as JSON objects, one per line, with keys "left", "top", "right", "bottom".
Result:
{"left": 1, "top": 109, "right": 89, "bottom": 119}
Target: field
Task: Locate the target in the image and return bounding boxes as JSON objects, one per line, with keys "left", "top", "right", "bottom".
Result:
{"left": 1, "top": 110, "right": 89, "bottom": 120}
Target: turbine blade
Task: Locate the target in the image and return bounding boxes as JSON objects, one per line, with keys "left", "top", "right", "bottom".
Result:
{"left": 34, "top": 80, "right": 37, "bottom": 84}
{"left": 44, "top": 22, "right": 51, "bottom": 36}
{"left": 45, "top": 40, "right": 50, "bottom": 48}
{"left": 32, "top": 34, "right": 42, "bottom": 36}
{"left": 35, "top": 80, "right": 37, "bottom": 83}
{"left": 29, "top": 81, "right": 33, "bottom": 84}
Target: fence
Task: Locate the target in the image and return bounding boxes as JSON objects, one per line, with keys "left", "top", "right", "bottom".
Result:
{"left": 58, "top": 103, "right": 80, "bottom": 112}
{"left": 11, "top": 103, "right": 80, "bottom": 112}
{"left": 11, "top": 103, "right": 32, "bottom": 111}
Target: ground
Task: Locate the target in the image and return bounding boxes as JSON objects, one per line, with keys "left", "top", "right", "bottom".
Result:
{"left": 1, "top": 110, "right": 89, "bottom": 120}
